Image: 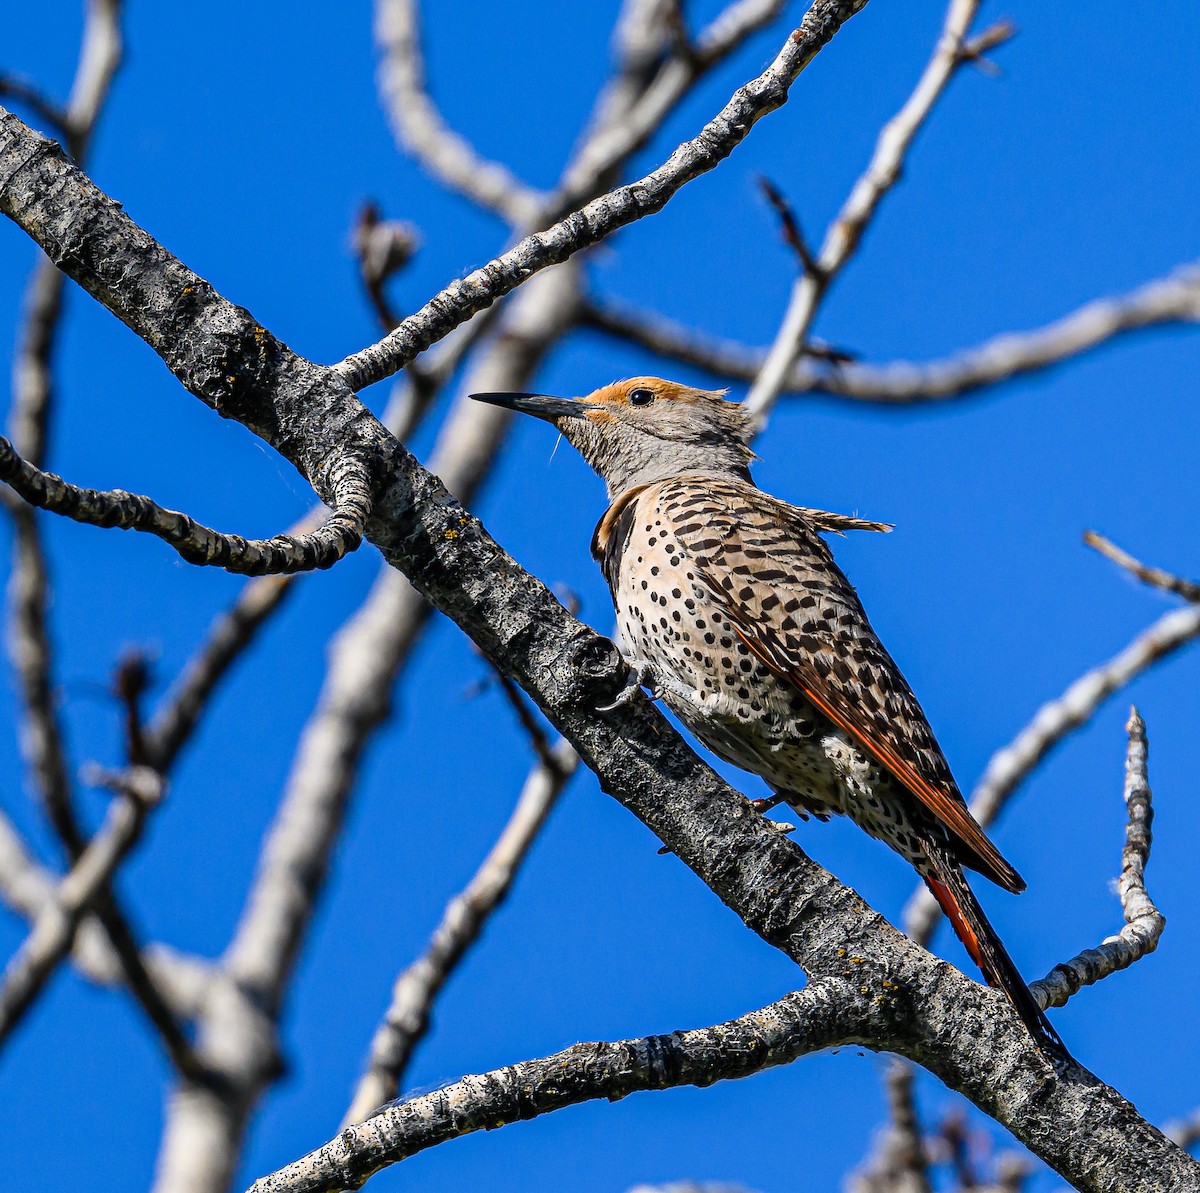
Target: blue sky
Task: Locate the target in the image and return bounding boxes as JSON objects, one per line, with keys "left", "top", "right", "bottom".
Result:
{"left": 1, "top": 2, "right": 1199, "bottom": 1191}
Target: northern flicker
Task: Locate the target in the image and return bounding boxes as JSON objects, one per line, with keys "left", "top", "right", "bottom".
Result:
{"left": 472, "top": 376, "right": 1067, "bottom": 1061}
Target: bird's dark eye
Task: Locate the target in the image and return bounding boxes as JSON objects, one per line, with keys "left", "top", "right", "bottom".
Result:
{"left": 628, "top": 387, "right": 655, "bottom": 406}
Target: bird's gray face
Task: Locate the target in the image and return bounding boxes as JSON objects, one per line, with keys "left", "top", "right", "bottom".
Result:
{"left": 471, "top": 376, "right": 756, "bottom": 499}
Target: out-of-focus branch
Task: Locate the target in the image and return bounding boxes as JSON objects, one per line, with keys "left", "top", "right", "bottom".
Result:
{"left": 1085, "top": 530, "right": 1200, "bottom": 604}
{"left": 2, "top": 0, "right": 202, "bottom": 1079}
{"left": 584, "top": 262, "right": 1200, "bottom": 404}
{"left": 1165, "top": 1111, "right": 1200, "bottom": 1153}
{"left": 904, "top": 599, "right": 1200, "bottom": 946}
{"left": 1030, "top": 708, "right": 1164, "bottom": 1009}
{"left": 745, "top": 0, "right": 1008, "bottom": 424}
{"left": 553, "top": 0, "right": 788, "bottom": 217}
{"left": 342, "top": 739, "right": 578, "bottom": 1126}
{"left": 351, "top": 200, "right": 420, "bottom": 334}
{"left": 628, "top": 1185, "right": 760, "bottom": 1193}
{"left": 848, "top": 1060, "right": 933, "bottom": 1193}
{"left": 343, "top": 739, "right": 576, "bottom": 1118}
{"left": 0, "top": 437, "right": 371, "bottom": 575}
{"left": 334, "top": 0, "right": 870, "bottom": 391}
{"left": 580, "top": 295, "right": 855, "bottom": 373}
{"left": 0, "top": 802, "right": 211, "bottom": 1012}
{"left": 374, "top": 0, "right": 544, "bottom": 225}
{"left": 0, "top": 766, "right": 163, "bottom": 1051}
{"left": 255, "top": 984, "right": 852, "bottom": 1193}
{"left": 0, "top": 76, "right": 67, "bottom": 138}
{"left": 805, "top": 264, "right": 1200, "bottom": 403}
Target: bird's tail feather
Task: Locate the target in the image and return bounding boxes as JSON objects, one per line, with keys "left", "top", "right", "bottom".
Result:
{"left": 923, "top": 852, "right": 1071, "bottom": 1067}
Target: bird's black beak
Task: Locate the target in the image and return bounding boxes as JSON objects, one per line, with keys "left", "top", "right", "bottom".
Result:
{"left": 469, "top": 392, "right": 591, "bottom": 422}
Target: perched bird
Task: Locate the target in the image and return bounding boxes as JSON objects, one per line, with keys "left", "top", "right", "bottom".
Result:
{"left": 472, "top": 376, "right": 1066, "bottom": 1061}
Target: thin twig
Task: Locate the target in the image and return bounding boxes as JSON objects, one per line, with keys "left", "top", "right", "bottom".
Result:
{"left": 1084, "top": 531, "right": 1200, "bottom": 604}
{"left": 583, "top": 261, "right": 1200, "bottom": 404}
{"left": 352, "top": 200, "right": 420, "bottom": 333}
{"left": 1029, "top": 708, "right": 1164, "bottom": 1009}
{"left": 0, "top": 437, "right": 372, "bottom": 575}
{"left": 0, "top": 766, "right": 164, "bottom": 1051}
{"left": 744, "top": 0, "right": 1007, "bottom": 425}
{"left": 342, "top": 740, "right": 578, "bottom": 1125}
{"left": 904, "top": 601, "right": 1200, "bottom": 945}
{"left": 0, "top": 76, "right": 68, "bottom": 137}
{"left": 757, "top": 175, "right": 820, "bottom": 275}
{"left": 333, "top": 0, "right": 870, "bottom": 390}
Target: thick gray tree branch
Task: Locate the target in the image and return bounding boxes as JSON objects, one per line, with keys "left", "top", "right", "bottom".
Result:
{"left": 3, "top": 79, "right": 1197, "bottom": 1193}
{"left": 0, "top": 436, "right": 370, "bottom": 574}
{"left": 332, "top": 0, "right": 869, "bottom": 391}
{"left": 1029, "top": 708, "right": 1164, "bottom": 1009}
{"left": 255, "top": 983, "right": 854, "bottom": 1193}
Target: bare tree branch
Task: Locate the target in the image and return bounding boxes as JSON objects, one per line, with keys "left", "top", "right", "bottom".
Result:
{"left": 0, "top": 766, "right": 163, "bottom": 1050}
{"left": 1, "top": 0, "right": 205, "bottom": 1079}
{"left": 351, "top": 200, "right": 420, "bottom": 334}
{"left": 553, "top": 0, "right": 788, "bottom": 217}
{"left": 0, "top": 437, "right": 371, "bottom": 574}
{"left": 257, "top": 983, "right": 853, "bottom": 1193}
{"left": 0, "top": 75, "right": 67, "bottom": 138}
{"left": 342, "top": 739, "right": 578, "bottom": 1126}
{"left": 332, "top": 0, "right": 870, "bottom": 391}
{"left": 374, "top": 0, "right": 544, "bottom": 225}
{"left": 804, "top": 263, "right": 1200, "bottom": 403}
{"left": 1029, "top": 707, "right": 1164, "bottom": 1009}
{"left": 5, "top": 53, "right": 1198, "bottom": 1191}
{"left": 849, "top": 1060, "right": 933, "bottom": 1193}
{"left": 904, "top": 600, "right": 1200, "bottom": 946}
{"left": 0, "top": 800, "right": 211, "bottom": 1012}
{"left": 1085, "top": 530, "right": 1200, "bottom": 604}
{"left": 580, "top": 292, "right": 855, "bottom": 373}
{"left": 583, "top": 261, "right": 1200, "bottom": 405}
{"left": 744, "top": 0, "right": 1008, "bottom": 424}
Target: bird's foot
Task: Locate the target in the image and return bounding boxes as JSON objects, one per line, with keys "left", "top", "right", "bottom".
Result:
{"left": 597, "top": 663, "right": 662, "bottom": 712}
